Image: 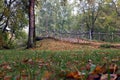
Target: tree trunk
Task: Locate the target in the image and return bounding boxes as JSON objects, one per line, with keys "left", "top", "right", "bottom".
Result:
{"left": 27, "top": 0, "right": 35, "bottom": 48}
{"left": 89, "top": 28, "right": 94, "bottom": 40}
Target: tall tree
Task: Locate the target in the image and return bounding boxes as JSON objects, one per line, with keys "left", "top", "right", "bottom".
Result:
{"left": 27, "top": 0, "right": 35, "bottom": 48}
{"left": 77, "top": 0, "right": 102, "bottom": 40}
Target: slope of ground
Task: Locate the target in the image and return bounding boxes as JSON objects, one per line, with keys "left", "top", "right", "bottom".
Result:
{"left": 33, "top": 37, "right": 120, "bottom": 51}
{"left": 34, "top": 38, "right": 96, "bottom": 51}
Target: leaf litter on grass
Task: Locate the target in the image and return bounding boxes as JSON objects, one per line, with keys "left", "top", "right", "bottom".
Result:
{"left": 33, "top": 38, "right": 96, "bottom": 51}
{"left": 0, "top": 56, "right": 119, "bottom": 80}
{"left": 33, "top": 37, "right": 120, "bottom": 51}
{"left": 65, "top": 60, "right": 120, "bottom": 80}
{"left": 0, "top": 49, "right": 120, "bottom": 80}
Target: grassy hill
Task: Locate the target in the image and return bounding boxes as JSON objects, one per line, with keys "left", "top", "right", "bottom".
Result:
{"left": 34, "top": 38, "right": 96, "bottom": 51}
{"left": 33, "top": 37, "right": 120, "bottom": 51}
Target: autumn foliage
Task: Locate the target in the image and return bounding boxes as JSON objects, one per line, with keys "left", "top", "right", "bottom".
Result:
{"left": 0, "top": 50, "right": 120, "bottom": 80}
{"left": 66, "top": 61, "right": 119, "bottom": 80}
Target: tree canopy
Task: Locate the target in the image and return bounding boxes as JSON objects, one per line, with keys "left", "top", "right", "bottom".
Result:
{"left": 0, "top": 0, "right": 120, "bottom": 48}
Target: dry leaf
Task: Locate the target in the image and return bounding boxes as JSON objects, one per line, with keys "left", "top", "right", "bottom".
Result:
{"left": 4, "top": 76, "right": 12, "bottom": 80}
{"left": 0, "top": 71, "right": 6, "bottom": 78}
{"left": 109, "top": 63, "right": 118, "bottom": 74}
{"left": 2, "top": 65, "right": 12, "bottom": 70}
{"left": 91, "top": 64, "right": 107, "bottom": 74}
{"left": 41, "top": 71, "right": 51, "bottom": 80}
{"left": 21, "top": 75, "right": 29, "bottom": 80}
{"left": 100, "top": 74, "right": 117, "bottom": 80}
{"left": 22, "top": 58, "right": 29, "bottom": 63}
{"left": 87, "top": 74, "right": 101, "bottom": 80}
{"left": 66, "top": 71, "right": 85, "bottom": 79}
{"left": 111, "top": 58, "right": 119, "bottom": 63}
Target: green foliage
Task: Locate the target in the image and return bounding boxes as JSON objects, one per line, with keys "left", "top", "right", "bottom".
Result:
{"left": 36, "top": 0, "right": 76, "bottom": 35}
{"left": 0, "top": 0, "right": 28, "bottom": 43}
{"left": 0, "top": 29, "right": 27, "bottom": 49}
{"left": 99, "top": 44, "right": 114, "bottom": 48}
{"left": 0, "top": 0, "right": 4, "bottom": 12}
{"left": 15, "top": 30, "right": 28, "bottom": 48}
{"left": 15, "top": 30, "right": 27, "bottom": 39}
{"left": 36, "top": 0, "right": 120, "bottom": 42}
{"left": 6, "top": 40, "right": 17, "bottom": 49}
{"left": 0, "top": 30, "right": 9, "bottom": 48}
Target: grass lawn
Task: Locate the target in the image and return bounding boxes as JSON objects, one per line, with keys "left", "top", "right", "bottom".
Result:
{"left": 0, "top": 49, "right": 120, "bottom": 80}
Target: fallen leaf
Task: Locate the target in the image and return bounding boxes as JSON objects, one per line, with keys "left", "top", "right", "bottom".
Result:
{"left": 111, "top": 58, "right": 119, "bottom": 63}
{"left": 4, "top": 75, "right": 12, "bottom": 80}
{"left": 87, "top": 74, "right": 101, "bottom": 80}
{"left": 0, "top": 71, "right": 6, "bottom": 78}
{"left": 100, "top": 74, "right": 117, "bottom": 80}
{"left": 2, "top": 65, "right": 12, "bottom": 70}
{"left": 108, "top": 63, "right": 118, "bottom": 74}
{"left": 66, "top": 71, "right": 85, "bottom": 79}
{"left": 21, "top": 75, "right": 29, "bottom": 80}
{"left": 91, "top": 64, "right": 107, "bottom": 74}
{"left": 116, "top": 74, "right": 120, "bottom": 80}
{"left": 22, "top": 58, "right": 29, "bottom": 63}
{"left": 41, "top": 71, "right": 51, "bottom": 80}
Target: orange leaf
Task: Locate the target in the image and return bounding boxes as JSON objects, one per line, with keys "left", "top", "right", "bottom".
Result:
{"left": 91, "top": 64, "right": 107, "bottom": 74}
{"left": 66, "top": 71, "right": 85, "bottom": 79}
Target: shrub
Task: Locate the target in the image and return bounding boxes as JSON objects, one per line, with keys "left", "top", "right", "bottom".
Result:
{"left": 0, "top": 31, "right": 9, "bottom": 49}
{"left": 100, "top": 44, "right": 114, "bottom": 48}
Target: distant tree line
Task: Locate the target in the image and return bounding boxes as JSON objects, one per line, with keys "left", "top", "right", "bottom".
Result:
{"left": 36, "top": 0, "right": 120, "bottom": 41}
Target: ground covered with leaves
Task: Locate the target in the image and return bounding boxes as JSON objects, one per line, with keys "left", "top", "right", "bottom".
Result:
{"left": 0, "top": 49, "right": 120, "bottom": 80}
{"left": 34, "top": 38, "right": 120, "bottom": 51}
